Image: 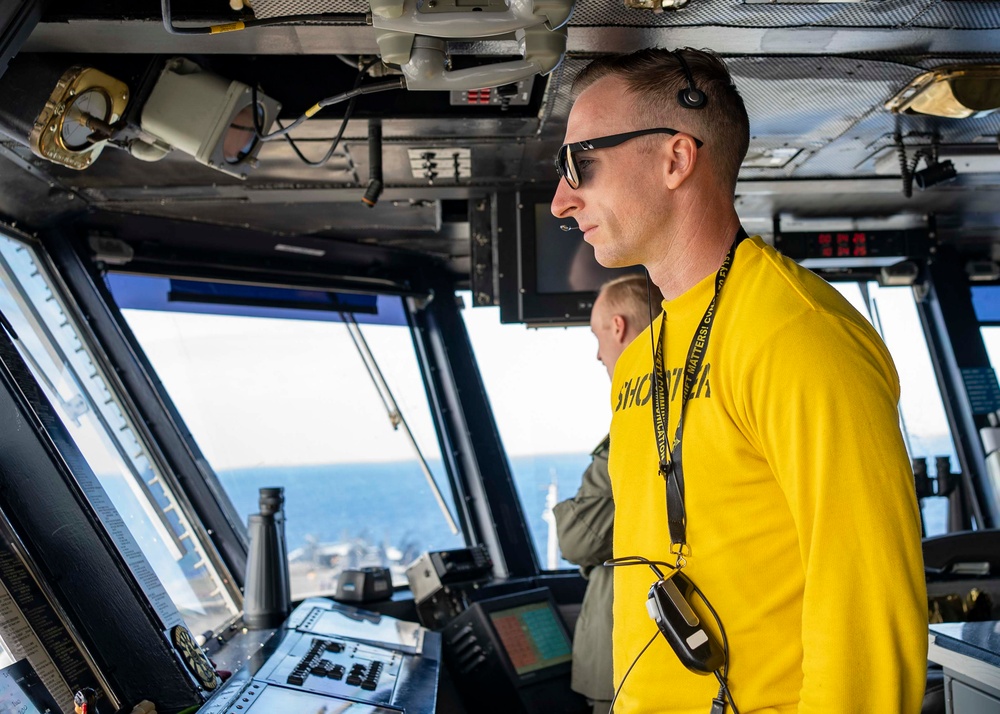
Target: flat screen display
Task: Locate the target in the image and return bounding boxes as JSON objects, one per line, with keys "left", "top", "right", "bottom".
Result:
{"left": 489, "top": 601, "right": 572, "bottom": 676}
{"left": 534, "top": 205, "right": 639, "bottom": 294}
{"left": 0, "top": 660, "right": 59, "bottom": 714}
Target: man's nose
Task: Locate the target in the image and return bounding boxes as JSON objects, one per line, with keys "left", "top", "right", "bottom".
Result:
{"left": 551, "top": 178, "right": 580, "bottom": 219}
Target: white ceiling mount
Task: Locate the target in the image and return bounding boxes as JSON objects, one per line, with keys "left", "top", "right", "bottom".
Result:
{"left": 370, "top": 0, "right": 572, "bottom": 90}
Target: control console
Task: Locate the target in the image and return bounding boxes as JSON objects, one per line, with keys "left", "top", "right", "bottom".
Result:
{"left": 407, "top": 545, "right": 494, "bottom": 628}
{"left": 200, "top": 598, "right": 439, "bottom": 714}
{"left": 259, "top": 634, "right": 400, "bottom": 700}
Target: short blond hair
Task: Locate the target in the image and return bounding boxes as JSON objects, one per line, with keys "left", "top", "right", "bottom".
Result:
{"left": 598, "top": 273, "right": 663, "bottom": 338}
{"left": 573, "top": 48, "right": 750, "bottom": 193}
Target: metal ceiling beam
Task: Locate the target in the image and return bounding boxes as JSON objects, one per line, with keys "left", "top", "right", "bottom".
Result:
{"left": 736, "top": 178, "right": 906, "bottom": 195}
{"left": 22, "top": 21, "right": 1000, "bottom": 55}
{"left": 87, "top": 185, "right": 485, "bottom": 203}
{"left": 568, "top": 26, "right": 1000, "bottom": 55}
{"left": 72, "top": 178, "right": 967, "bottom": 204}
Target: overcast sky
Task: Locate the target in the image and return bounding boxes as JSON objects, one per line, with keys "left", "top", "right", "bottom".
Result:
{"left": 122, "top": 280, "right": 959, "bottom": 473}
{"left": 122, "top": 302, "right": 612, "bottom": 470}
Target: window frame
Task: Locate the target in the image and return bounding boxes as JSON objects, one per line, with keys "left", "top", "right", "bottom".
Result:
{"left": 16, "top": 232, "right": 246, "bottom": 614}
{"left": 827, "top": 273, "right": 988, "bottom": 532}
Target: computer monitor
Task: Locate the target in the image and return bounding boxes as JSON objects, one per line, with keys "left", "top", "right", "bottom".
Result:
{"left": 487, "top": 595, "right": 573, "bottom": 679}
{"left": 443, "top": 588, "right": 585, "bottom": 713}
{"left": 497, "top": 190, "right": 641, "bottom": 325}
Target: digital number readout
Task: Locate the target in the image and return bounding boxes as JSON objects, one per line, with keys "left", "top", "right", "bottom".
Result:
{"left": 778, "top": 227, "right": 929, "bottom": 264}
{"left": 816, "top": 232, "right": 869, "bottom": 258}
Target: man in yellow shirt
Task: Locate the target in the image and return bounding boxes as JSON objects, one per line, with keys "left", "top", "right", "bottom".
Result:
{"left": 551, "top": 48, "right": 927, "bottom": 713}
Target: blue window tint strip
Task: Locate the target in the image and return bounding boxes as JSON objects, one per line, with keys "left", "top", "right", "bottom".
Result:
{"left": 167, "top": 280, "right": 377, "bottom": 315}
{"left": 106, "top": 274, "right": 407, "bottom": 326}
{"left": 972, "top": 286, "right": 1000, "bottom": 324}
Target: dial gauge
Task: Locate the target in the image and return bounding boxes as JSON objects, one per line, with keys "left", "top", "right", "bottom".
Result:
{"left": 60, "top": 88, "right": 111, "bottom": 151}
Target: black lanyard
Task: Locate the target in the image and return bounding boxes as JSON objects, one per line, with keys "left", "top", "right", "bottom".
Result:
{"left": 651, "top": 228, "right": 747, "bottom": 561}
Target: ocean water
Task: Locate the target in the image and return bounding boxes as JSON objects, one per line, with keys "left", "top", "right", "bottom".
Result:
{"left": 218, "top": 454, "right": 594, "bottom": 572}
{"left": 217, "top": 447, "right": 951, "bottom": 574}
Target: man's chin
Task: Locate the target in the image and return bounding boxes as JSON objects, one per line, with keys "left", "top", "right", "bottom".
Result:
{"left": 592, "top": 248, "right": 632, "bottom": 270}
{"left": 589, "top": 232, "right": 641, "bottom": 269}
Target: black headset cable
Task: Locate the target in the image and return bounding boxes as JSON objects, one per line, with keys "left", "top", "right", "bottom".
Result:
{"left": 603, "top": 555, "right": 740, "bottom": 713}
{"left": 253, "top": 58, "right": 383, "bottom": 166}
{"left": 254, "top": 79, "right": 404, "bottom": 142}
{"left": 162, "top": 0, "right": 360, "bottom": 35}
{"left": 608, "top": 630, "right": 659, "bottom": 714}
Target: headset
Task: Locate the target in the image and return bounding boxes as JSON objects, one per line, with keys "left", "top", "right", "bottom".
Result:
{"left": 646, "top": 568, "right": 725, "bottom": 674}
{"left": 606, "top": 556, "right": 737, "bottom": 713}
{"left": 674, "top": 49, "right": 707, "bottom": 109}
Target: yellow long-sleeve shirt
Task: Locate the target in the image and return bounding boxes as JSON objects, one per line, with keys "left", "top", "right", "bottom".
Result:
{"left": 608, "top": 236, "right": 927, "bottom": 713}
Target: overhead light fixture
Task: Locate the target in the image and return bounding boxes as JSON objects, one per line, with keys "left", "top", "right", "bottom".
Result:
{"left": 135, "top": 58, "right": 280, "bottom": 178}
{"left": 886, "top": 65, "right": 1000, "bottom": 119}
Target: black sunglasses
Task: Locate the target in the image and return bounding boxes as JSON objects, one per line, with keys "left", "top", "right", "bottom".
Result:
{"left": 554, "top": 128, "right": 705, "bottom": 189}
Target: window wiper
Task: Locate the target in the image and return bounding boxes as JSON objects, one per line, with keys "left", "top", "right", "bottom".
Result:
{"left": 342, "top": 313, "right": 460, "bottom": 535}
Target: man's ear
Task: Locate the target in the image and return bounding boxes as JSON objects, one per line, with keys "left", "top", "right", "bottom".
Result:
{"left": 662, "top": 134, "right": 699, "bottom": 190}
{"left": 612, "top": 314, "right": 628, "bottom": 343}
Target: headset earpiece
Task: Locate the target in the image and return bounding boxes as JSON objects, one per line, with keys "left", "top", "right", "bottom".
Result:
{"left": 673, "top": 49, "right": 708, "bottom": 110}
{"left": 678, "top": 87, "right": 707, "bottom": 109}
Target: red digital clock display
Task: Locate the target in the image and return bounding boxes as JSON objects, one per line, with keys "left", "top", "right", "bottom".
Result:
{"left": 777, "top": 227, "right": 928, "bottom": 264}
{"left": 817, "top": 232, "right": 869, "bottom": 258}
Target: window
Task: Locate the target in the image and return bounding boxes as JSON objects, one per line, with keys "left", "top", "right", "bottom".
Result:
{"left": 982, "top": 328, "right": 1000, "bottom": 372}
{"left": 0, "top": 235, "right": 239, "bottom": 637}
{"left": 834, "top": 282, "right": 955, "bottom": 536}
{"left": 114, "top": 280, "right": 462, "bottom": 598}
{"left": 975, "top": 285, "right": 1000, "bottom": 369}
{"left": 463, "top": 282, "right": 957, "bottom": 561}
{"left": 460, "top": 294, "right": 611, "bottom": 569}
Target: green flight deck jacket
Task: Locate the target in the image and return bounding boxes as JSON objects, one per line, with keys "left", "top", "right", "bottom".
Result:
{"left": 552, "top": 436, "right": 614, "bottom": 704}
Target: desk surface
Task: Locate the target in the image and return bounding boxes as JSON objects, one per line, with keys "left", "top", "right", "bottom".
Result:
{"left": 931, "top": 622, "right": 1000, "bottom": 669}
{"left": 930, "top": 622, "right": 1000, "bottom": 694}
